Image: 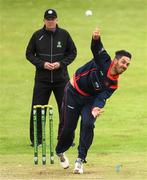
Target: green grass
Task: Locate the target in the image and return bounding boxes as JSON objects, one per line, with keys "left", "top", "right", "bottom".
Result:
{"left": 0, "top": 0, "right": 147, "bottom": 179}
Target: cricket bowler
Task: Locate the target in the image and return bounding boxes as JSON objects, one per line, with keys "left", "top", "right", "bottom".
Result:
{"left": 56, "top": 28, "right": 132, "bottom": 174}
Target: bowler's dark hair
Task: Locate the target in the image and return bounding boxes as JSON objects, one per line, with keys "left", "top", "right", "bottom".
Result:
{"left": 115, "top": 50, "right": 132, "bottom": 60}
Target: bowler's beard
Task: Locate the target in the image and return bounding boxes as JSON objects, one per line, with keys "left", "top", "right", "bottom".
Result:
{"left": 115, "top": 66, "right": 126, "bottom": 75}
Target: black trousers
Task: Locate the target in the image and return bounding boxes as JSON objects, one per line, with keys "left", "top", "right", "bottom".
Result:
{"left": 56, "top": 83, "right": 96, "bottom": 161}
{"left": 30, "top": 80, "right": 68, "bottom": 144}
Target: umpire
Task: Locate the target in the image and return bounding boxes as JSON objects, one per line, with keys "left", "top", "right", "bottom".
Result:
{"left": 26, "top": 9, "right": 77, "bottom": 146}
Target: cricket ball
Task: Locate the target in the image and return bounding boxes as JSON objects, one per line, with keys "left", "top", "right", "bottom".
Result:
{"left": 85, "top": 10, "right": 93, "bottom": 16}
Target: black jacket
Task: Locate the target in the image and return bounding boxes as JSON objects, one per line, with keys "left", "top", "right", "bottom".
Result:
{"left": 26, "top": 26, "right": 77, "bottom": 82}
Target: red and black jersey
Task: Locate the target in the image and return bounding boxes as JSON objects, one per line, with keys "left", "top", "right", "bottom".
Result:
{"left": 73, "top": 38, "right": 119, "bottom": 108}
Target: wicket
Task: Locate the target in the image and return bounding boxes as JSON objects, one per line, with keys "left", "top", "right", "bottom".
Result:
{"left": 33, "top": 105, "right": 54, "bottom": 165}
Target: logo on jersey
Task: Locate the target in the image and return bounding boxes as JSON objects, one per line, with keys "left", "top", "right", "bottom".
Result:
{"left": 95, "top": 82, "right": 100, "bottom": 89}
{"left": 57, "top": 41, "right": 62, "bottom": 48}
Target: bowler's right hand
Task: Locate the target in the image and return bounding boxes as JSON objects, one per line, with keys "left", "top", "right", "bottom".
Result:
{"left": 92, "top": 28, "right": 100, "bottom": 40}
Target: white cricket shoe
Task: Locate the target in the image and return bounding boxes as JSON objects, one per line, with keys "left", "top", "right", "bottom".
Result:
{"left": 57, "top": 153, "right": 69, "bottom": 169}
{"left": 73, "top": 158, "right": 84, "bottom": 174}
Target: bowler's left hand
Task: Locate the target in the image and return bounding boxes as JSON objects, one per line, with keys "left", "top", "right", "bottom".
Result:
{"left": 92, "top": 107, "right": 104, "bottom": 118}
